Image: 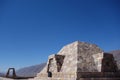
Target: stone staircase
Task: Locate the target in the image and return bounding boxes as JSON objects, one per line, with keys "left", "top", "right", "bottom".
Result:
{"left": 77, "top": 72, "right": 120, "bottom": 80}
{"left": 34, "top": 72, "right": 120, "bottom": 80}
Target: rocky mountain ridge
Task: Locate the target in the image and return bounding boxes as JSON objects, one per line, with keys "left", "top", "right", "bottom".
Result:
{"left": 16, "top": 63, "right": 46, "bottom": 77}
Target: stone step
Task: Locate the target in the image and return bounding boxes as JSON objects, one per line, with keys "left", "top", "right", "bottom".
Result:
{"left": 77, "top": 72, "right": 120, "bottom": 78}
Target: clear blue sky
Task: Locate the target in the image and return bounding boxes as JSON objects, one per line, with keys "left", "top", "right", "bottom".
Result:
{"left": 0, "top": 0, "right": 120, "bottom": 72}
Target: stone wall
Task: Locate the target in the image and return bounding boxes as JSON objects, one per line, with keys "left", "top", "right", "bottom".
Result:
{"left": 35, "top": 41, "right": 78, "bottom": 80}
{"left": 57, "top": 41, "right": 78, "bottom": 73}
{"left": 101, "top": 53, "right": 118, "bottom": 72}
{"left": 47, "top": 54, "right": 65, "bottom": 73}
{"left": 77, "top": 42, "right": 103, "bottom": 72}
{"left": 34, "top": 41, "right": 119, "bottom": 80}
{"left": 92, "top": 53, "right": 103, "bottom": 72}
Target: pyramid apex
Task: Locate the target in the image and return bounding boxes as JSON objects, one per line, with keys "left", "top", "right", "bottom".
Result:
{"left": 68, "top": 40, "right": 82, "bottom": 44}
{"left": 68, "top": 40, "right": 88, "bottom": 46}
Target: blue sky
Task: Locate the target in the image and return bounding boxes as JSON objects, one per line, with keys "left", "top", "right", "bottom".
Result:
{"left": 0, "top": 0, "right": 120, "bottom": 72}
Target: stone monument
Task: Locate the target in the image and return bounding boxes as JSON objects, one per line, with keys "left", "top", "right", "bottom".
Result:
{"left": 33, "top": 41, "right": 119, "bottom": 80}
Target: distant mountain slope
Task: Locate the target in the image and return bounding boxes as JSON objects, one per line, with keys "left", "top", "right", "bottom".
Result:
{"left": 0, "top": 73, "right": 5, "bottom": 77}
{"left": 109, "top": 50, "right": 120, "bottom": 71}
{"left": 16, "top": 63, "right": 46, "bottom": 77}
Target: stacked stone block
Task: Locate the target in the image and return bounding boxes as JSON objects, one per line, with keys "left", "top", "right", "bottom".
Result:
{"left": 77, "top": 42, "right": 103, "bottom": 72}
{"left": 33, "top": 41, "right": 119, "bottom": 80}
{"left": 101, "top": 53, "right": 118, "bottom": 72}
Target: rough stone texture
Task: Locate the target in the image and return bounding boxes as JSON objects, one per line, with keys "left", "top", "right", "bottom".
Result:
{"left": 101, "top": 53, "right": 118, "bottom": 72}
{"left": 47, "top": 55, "right": 65, "bottom": 73}
{"left": 33, "top": 41, "right": 119, "bottom": 80}
{"left": 92, "top": 53, "right": 103, "bottom": 72}
{"left": 77, "top": 42, "right": 103, "bottom": 72}
{"left": 35, "top": 41, "right": 78, "bottom": 80}
{"left": 110, "top": 50, "right": 120, "bottom": 71}
{"left": 77, "top": 72, "right": 120, "bottom": 79}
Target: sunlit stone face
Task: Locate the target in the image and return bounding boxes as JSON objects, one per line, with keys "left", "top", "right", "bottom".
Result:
{"left": 34, "top": 41, "right": 118, "bottom": 80}
{"left": 92, "top": 53, "right": 103, "bottom": 72}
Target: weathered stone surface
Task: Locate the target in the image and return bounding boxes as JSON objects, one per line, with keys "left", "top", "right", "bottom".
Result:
{"left": 101, "top": 53, "right": 118, "bottom": 72}
{"left": 77, "top": 42, "right": 103, "bottom": 72}
{"left": 33, "top": 41, "right": 119, "bottom": 80}
{"left": 110, "top": 50, "right": 120, "bottom": 71}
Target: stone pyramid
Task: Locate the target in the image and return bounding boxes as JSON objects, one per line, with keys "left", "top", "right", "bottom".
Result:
{"left": 33, "top": 41, "right": 119, "bottom": 80}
